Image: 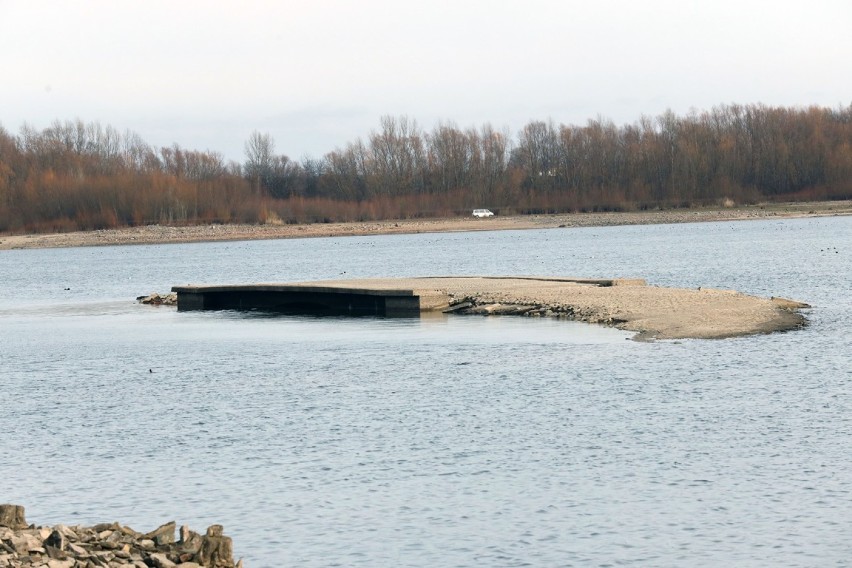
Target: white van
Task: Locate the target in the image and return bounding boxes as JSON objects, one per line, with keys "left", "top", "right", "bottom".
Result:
{"left": 472, "top": 209, "right": 494, "bottom": 218}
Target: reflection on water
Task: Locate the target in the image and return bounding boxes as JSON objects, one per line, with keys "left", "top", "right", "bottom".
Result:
{"left": 1, "top": 216, "right": 851, "bottom": 567}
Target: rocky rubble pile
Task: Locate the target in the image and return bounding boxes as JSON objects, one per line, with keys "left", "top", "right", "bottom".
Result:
{"left": 136, "top": 292, "right": 177, "bottom": 306}
{"left": 446, "top": 296, "right": 619, "bottom": 323}
{"left": 0, "top": 505, "right": 241, "bottom": 568}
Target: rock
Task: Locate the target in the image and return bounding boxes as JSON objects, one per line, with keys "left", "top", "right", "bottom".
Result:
{"left": 198, "top": 530, "right": 234, "bottom": 567}
{"left": 54, "top": 525, "right": 78, "bottom": 541}
{"left": 67, "top": 542, "right": 88, "bottom": 556}
{"left": 179, "top": 528, "right": 203, "bottom": 556}
{"left": 149, "top": 552, "right": 178, "bottom": 568}
{"left": 8, "top": 533, "right": 41, "bottom": 554}
{"left": 45, "top": 545, "right": 67, "bottom": 560}
{"left": 138, "top": 538, "right": 156, "bottom": 550}
{"left": 44, "top": 530, "right": 66, "bottom": 552}
{"left": 0, "top": 508, "right": 238, "bottom": 568}
{"left": 138, "top": 292, "right": 178, "bottom": 306}
{"left": 442, "top": 301, "right": 472, "bottom": 313}
{"left": 92, "top": 549, "right": 115, "bottom": 562}
{"left": 118, "top": 524, "right": 142, "bottom": 539}
{"left": 144, "top": 521, "right": 176, "bottom": 546}
{"left": 0, "top": 505, "right": 28, "bottom": 529}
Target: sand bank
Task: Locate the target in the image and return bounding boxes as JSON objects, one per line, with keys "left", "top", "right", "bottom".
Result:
{"left": 322, "top": 276, "right": 809, "bottom": 340}
{"left": 176, "top": 276, "right": 809, "bottom": 341}
{"left": 2, "top": 200, "right": 850, "bottom": 250}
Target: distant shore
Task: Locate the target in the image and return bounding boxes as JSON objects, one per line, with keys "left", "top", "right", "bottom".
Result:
{"left": 2, "top": 200, "right": 850, "bottom": 251}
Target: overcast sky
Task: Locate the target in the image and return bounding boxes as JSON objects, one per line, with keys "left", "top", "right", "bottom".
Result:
{"left": 2, "top": 0, "right": 850, "bottom": 163}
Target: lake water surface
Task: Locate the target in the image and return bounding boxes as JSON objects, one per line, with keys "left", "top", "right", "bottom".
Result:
{"left": 2, "top": 217, "right": 851, "bottom": 567}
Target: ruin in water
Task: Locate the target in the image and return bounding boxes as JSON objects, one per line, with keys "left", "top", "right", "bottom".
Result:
{"left": 170, "top": 276, "right": 809, "bottom": 340}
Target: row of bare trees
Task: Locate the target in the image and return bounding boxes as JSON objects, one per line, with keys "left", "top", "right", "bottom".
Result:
{"left": 1, "top": 103, "right": 850, "bottom": 233}
{"left": 247, "top": 104, "right": 852, "bottom": 210}
{"left": 317, "top": 117, "right": 512, "bottom": 203}
{"left": 512, "top": 104, "right": 852, "bottom": 208}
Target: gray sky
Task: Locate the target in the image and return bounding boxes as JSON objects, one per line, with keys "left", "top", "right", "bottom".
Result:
{"left": 2, "top": 0, "right": 850, "bottom": 163}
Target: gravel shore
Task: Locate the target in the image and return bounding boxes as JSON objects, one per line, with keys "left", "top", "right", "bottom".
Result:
{"left": 2, "top": 200, "right": 850, "bottom": 250}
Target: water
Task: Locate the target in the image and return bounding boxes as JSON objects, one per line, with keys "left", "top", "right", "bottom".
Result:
{"left": 1, "top": 217, "right": 851, "bottom": 567}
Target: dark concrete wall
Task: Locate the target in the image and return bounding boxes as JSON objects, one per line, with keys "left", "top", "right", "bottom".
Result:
{"left": 176, "top": 289, "right": 420, "bottom": 317}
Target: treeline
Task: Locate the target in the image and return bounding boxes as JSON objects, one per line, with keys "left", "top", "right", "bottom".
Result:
{"left": 1, "top": 103, "right": 850, "bottom": 233}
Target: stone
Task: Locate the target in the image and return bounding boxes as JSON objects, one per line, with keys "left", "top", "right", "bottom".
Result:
{"left": 148, "top": 553, "right": 177, "bottom": 568}
{"left": 8, "top": 533, "right": 41, "bottom": 554}
{"left": 67, "top": 542, "right": 89, "bottom": 556}
{"left": 45, "top": 545, "right": 67, "bottom": 560}
{"left": 117, "top": 525, "right": 141, "bottom": 539}
{"left": 178, "top": 531, "right": 202, "bottom": 556}
{"left": 44, "top": 530, "right": 66, "bottom": 553}
{"left": 143, "top": 522, "right": 176, "bottom": 546}
{"left": 93, "top": 550, "right": 115, "bottom": 562}
{"left": 198, "top": 534, "right": 233, "bottom": 567}
{"left": 101, "top": 529, "right": 124, "bottom": 548}
{"left": 0, "top": 505, "right": 28, "bottom": 530}
{"left": 0, "top": 510, "right": 238, "bottom": 568}
{"left": 54, "top": 525, "right": 78, "bottom": 541}
{"left": 138, "top": 292, "right": 177, "bottom": 306}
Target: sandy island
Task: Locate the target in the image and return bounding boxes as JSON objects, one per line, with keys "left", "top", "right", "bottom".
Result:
{"left": 170, "top": 277, "right": 810, "bottom": 341}
{"left": 303, "top": 276, "right": 809, "bottom": 341}
{"left": 1, "top": 200, "right": 851, "bottom": 250}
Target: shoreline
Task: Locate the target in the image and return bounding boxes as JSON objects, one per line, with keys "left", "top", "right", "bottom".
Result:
{"left": 2, "top": 200, "right": 851, "bottom": 251}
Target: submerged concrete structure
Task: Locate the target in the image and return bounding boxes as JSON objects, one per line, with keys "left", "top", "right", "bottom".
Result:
{"left": 171, "top": 283, "right": 423, "bottom": 316}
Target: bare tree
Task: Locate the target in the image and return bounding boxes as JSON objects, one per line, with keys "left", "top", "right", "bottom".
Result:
{"left": 244, "top": 131, "right": 275, "bottom": 193}
{"left": 368, "top": 115, "right": 425, "bottom": 196}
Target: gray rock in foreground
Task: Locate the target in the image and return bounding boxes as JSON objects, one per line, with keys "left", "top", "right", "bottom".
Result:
{"left": 0, "top": 504, "right": 241, "bottom": 568}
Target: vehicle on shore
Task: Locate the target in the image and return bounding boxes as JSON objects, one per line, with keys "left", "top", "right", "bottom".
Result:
{"left": 473, "top": 209, "right": 494, "bottom": 218}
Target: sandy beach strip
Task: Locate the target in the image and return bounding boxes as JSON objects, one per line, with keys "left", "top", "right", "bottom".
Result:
{"left": 1, "top": 200, "right": 851, "bottom": 251}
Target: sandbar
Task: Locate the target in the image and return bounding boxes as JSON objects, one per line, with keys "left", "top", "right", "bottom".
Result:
{"left": 226, "top": 276, "right": 811, "bottom": 341}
